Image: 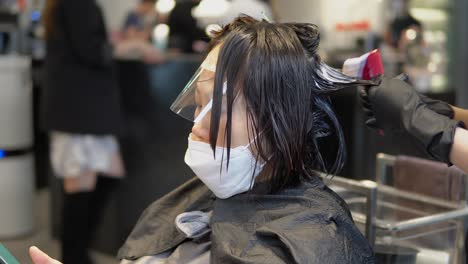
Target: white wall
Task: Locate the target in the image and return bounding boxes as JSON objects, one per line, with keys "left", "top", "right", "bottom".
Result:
{"left": 272, "top": 0, "right": 387, "bottom": 50}
{"left": 271, "top": 0, "right": 322, "bottom": 24}
{"left": 96, "top": 0, "right": 138, "bottom": 31}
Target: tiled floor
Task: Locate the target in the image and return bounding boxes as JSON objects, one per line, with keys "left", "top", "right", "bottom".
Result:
{"left": 1, "top": 189, "right": 119, "bottom": 264}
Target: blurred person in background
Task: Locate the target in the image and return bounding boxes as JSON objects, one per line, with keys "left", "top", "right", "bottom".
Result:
{"left": 384, "top": 0, "right": 422, "bottom": 49}
{"left": 122, "top": 0, "right": 157, "bottom": 41}
{"left": 167, "top": 0, "right": 207, "bottom": 53}
{"left": 383, "top": 0, "right": 429, "bottom": 86}
{"left": 41, "top": 0, "right": 125, "bottom": 263}
{"left": 115, "top": 0, "right": 163, "bottom": 63}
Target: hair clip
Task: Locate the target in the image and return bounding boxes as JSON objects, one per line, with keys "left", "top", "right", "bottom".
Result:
{"left": 261, "top": 11, "right": 272, "bottom": 23}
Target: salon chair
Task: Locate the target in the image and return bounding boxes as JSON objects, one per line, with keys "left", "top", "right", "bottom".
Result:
{"left": 322, "top": 153, "right": 468, "bottom": 264}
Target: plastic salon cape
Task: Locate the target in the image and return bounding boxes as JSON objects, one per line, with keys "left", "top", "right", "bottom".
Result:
{"left": 118, "top": 177, "right": 375, "bottom": 263}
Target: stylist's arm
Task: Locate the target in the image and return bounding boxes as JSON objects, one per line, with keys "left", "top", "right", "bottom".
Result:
{"left": 29, "top": 246, "right": 62, "bottom": 264}
{"left": 418, "top": 91, "right": 468, "bottom": 125}
{"left": 451, "top": 128, "right": 468, "bottom": 173}
{"left": 361, "top": 77, "right": 467, "bottom": 170}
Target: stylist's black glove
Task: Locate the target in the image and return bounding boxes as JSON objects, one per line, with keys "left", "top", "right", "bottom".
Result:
{"left": 360, "top": 77, "right": 464, "bottom": 164}
{"left": 419, "top": 94, "right": 454, "bottom": 119}
{"left": 387, "top": 73, "right": 455, "bottom": 119}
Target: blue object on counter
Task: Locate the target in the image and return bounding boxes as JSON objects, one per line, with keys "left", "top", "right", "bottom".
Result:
{"left": 0, "top": 150, "right": 5, "bottom": 159}
{"left": 30, "top": 10, "right": 41, "bottom": 22}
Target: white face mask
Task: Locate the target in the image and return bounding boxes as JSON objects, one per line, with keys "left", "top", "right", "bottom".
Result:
{"left": 184, "top": 136, "right": 265, "bottom": 199}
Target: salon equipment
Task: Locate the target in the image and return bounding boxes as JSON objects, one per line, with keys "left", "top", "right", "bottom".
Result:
{"left": 0, "top": 10, "right": 19, "bottom": 54}
{"left": 0, "top": 243, "right": 19, "bottom": 264}
{"left": 0, "top": 56, "right": 34, "bottom": 238}
{"left": 322, "top": 153, "right": 468, "bottom": 264}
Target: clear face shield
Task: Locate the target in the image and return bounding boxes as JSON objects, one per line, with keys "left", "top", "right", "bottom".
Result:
{"left": 170, "top": 46, "right": 226, "bottom": 126}
{"left": 170, "top": 45, "right": 252, "bottom": 149}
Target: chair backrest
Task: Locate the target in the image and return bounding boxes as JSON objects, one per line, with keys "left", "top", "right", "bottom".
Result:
{"left": 376, "top": 153, "right": 468, "bottom": 206}
{"left": 394, "top": 155, "right": 467, "bottom": 203}
{"left": 376, "top": 153, "right": 468, "bottom": 263}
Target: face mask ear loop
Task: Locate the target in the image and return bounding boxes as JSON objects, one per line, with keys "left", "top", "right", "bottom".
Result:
{"left": 194, "top": 100, "right": 213, "bottom": 123}
{"left": 194, "top": 82, "right": 228, "bottom": 124}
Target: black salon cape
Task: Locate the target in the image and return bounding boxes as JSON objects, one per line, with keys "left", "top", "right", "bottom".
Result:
{"left": 118, "top": 177, "right": 375, "bottom": 263}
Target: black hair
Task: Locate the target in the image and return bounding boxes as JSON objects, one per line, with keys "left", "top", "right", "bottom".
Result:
{"left": 208, "top": 16, "right": 375, "bottom": 193}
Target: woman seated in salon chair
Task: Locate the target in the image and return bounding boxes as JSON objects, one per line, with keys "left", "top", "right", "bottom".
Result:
{"left": 30, "top": 16, "right": 377, "bottom": 264}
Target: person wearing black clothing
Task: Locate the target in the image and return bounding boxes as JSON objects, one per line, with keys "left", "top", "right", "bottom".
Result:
{"left": 385, "top": 0, "right": 422, "bottom": 48}
{"left": 41, "top": 0, "right": 124, "bottom": 263}
{"left": 122, "top": 0, "right": 156, "bottom": 41}
{"left": 42, "top": 0, "right": 121, "bottom": 134}
{"left": 167, "top": 0, "right": 206, "bottom": 53}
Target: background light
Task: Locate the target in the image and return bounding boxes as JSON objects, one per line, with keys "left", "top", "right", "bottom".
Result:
{"left": 156, "top": 0, "right": 176, "bottom": 14}
{"left": 192, "top": 0, "right": 230, "bottom": 18}
{"left": 153, "top": 24, "right": 170, "bottom": 42}
{"left": 427, "top": 62, "right": 437, "bottom": 73}
{"left": 406, "top": 29, "right": 417, "bottom": 41}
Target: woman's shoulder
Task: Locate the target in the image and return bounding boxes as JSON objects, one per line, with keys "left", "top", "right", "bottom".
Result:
{"left": 216, "top": 177, "right": 352, "bottom": 225}
{"left": 211, "top": 179, "right": 375, "bottom": 263}
{"left": 118, "top": 177, "right": 213, "bottom": 260}
{"left": 259, "top": 177, "right": 353, "bottom": 216}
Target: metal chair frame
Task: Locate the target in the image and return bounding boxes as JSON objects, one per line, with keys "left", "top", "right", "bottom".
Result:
{"left": 321, "top": 153, "right": 468, "bottom": 263}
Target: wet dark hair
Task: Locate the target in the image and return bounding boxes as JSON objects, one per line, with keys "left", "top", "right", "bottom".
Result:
{"left": 209, "top": 16, "right": 374, "bottom": 193}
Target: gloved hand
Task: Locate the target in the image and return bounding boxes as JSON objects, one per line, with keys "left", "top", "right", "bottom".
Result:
{"left": 360, "top": 77, "right": 464, "bottom": 164}
{"left": 419, "top": 94, "right": 454, "bottom": 119}
{"left": 387, "top": 73, "right": 455, "bottom": 119}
